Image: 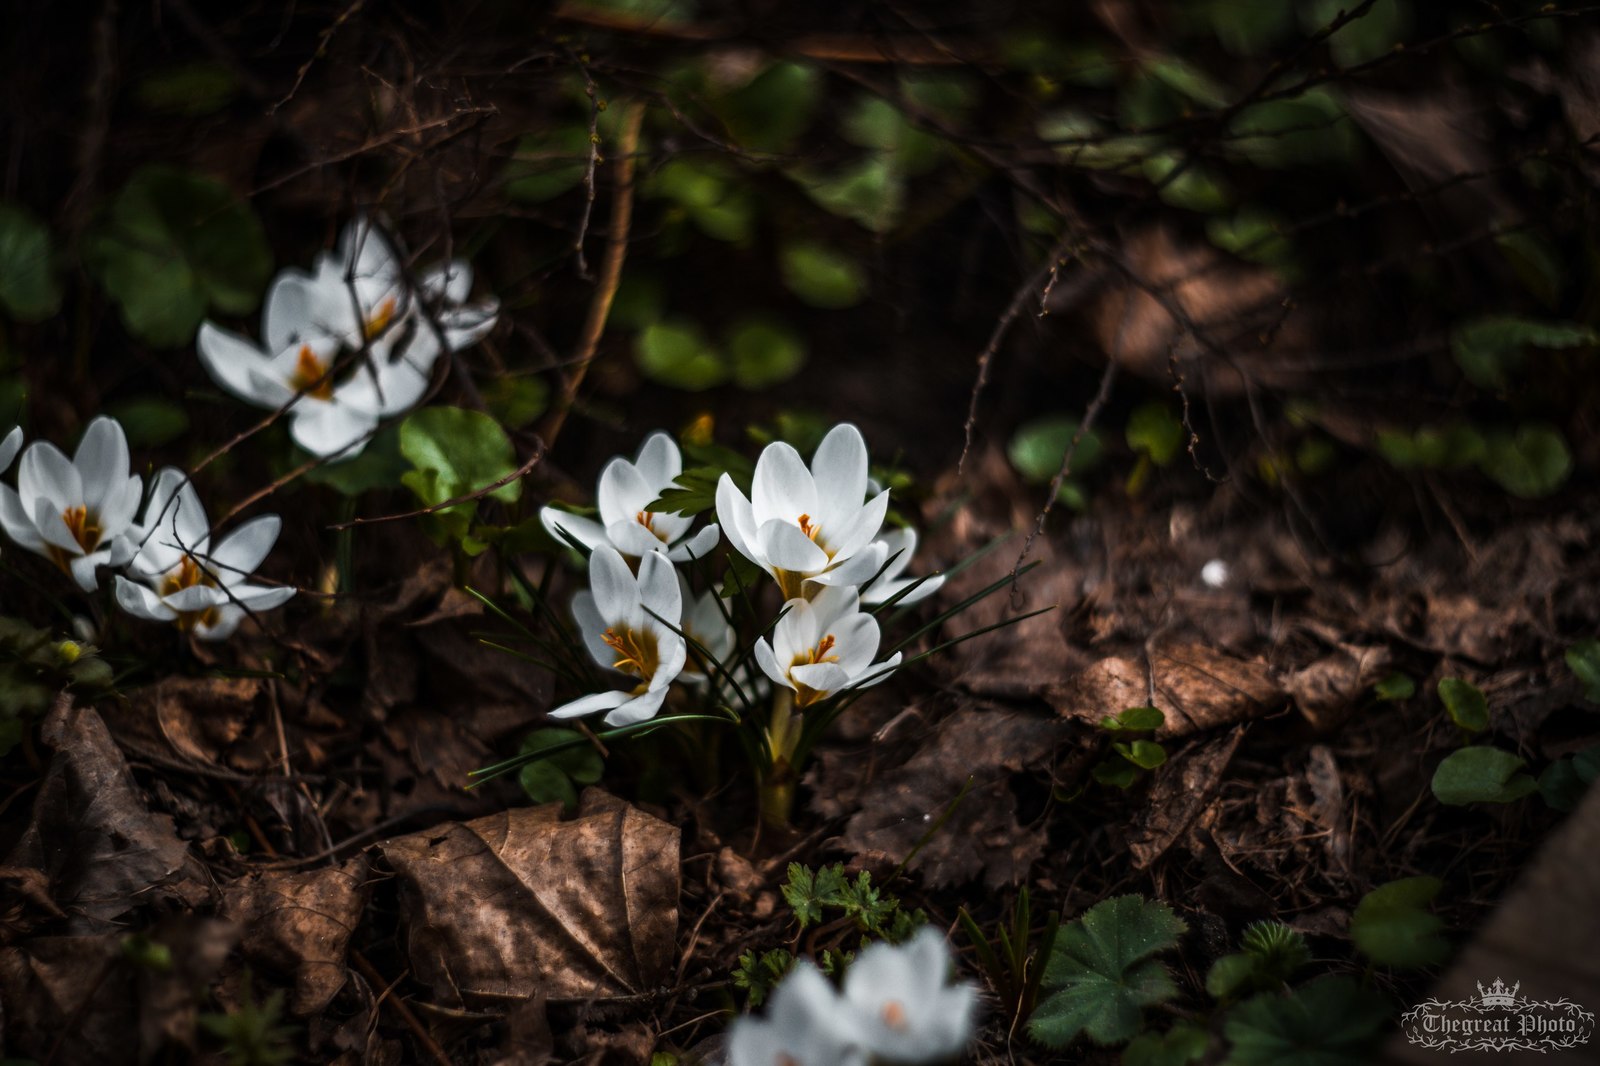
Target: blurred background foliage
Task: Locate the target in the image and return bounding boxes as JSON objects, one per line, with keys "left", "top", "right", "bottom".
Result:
{"left": 0, "top": 0, "right": 1597, "bottom": 562}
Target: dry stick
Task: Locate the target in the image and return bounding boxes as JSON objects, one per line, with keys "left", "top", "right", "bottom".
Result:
{"left": 269, "top": 0, "right": 367, "bottom": 115}
{"left": 352, "top": 950, "right": 454, "bottom": 1066}
{"left": 539, "top": 99, "right": 647, "bottom": 450}
{"left": 326, "top": 446, "right": 546, "bottom": 530}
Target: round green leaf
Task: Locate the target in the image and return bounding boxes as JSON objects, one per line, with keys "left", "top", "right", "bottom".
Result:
{"left": 729, "top": 318, "right": 807, "bottom": 390}
{"left": 779, "top": 242, "right": 867, "bottom": 309}
{"left": 1350, "top": 877, "right": 1447, "bottom": 968}
{"left": 1008, "top": 416, "right": 1105, "bottom": 483}
{"left": 1437, "top": 677, "right": 1488, "bottom": 733}
{"left": 399, "top": 406, "right": 522, "bottom": 508}
{"left": 635, "top": 319, "right": 728, "bottom": 390}
{"left": 1479, "top": 425, "right": 1571, "bottom": 499}
{"left": 1431, "top": 746, "right": 1539, "bottom": 806}
{"left": 0, "top": 202, "right": 62, "bottom": 321}
{"left": 1126, "top": 402, "right": 1184, "bottom": 466}
{"left": 483, "top": 376, "right": 550, "bottom": 429}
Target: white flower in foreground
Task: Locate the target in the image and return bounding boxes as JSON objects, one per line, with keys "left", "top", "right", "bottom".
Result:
{"left": 0, "top": 426, "right": 20, "bottom": 473}
{"left": 860, "top": 527, "right": 944, "bottom": 607}
{"left": 717, "top": 423, "right": 890, "bottom": 600}
{"left": 541, "top": 431, "right": 721, "bottom": 563}
{"left": 728, "top": 961, "right": 868, "bottom": 1066}
{"left": 554, "top": 545, "right": 687, "bottom": 727}
{"left": 754, "top": 585, "right": 900, "bottom": 708}
{"left": 842, "top": 929, "right": 978, "bottom": 1063}
{"left": 0, "top": 417, "right": 141, "bottom": 591}
{"left": 115, "top": 469, "right": 295, "bottom": 641}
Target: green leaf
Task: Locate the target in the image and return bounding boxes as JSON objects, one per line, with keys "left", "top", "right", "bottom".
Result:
{"left": 1450, "top": 316, "right": 1596, "bottom": 391}
{"left": 1495, "top": 231, "right": 1562, "bottom": 308}
{"left": 483, "top": 376, "right": 550, "bottom": 429}
{"left": 794, "top": 155, "right": 905, "bottom": 234}
{"left": 134, "top": 62, "right": 240, "bottom": 116}
{"left": 0, "top": 202, "right": 62, "bottom": 321}
{"left": 729, "top": 318, "right": 807, "bottom": 390}
{"left": 1538, "top": 746, "right": 1600, "bottom": 813}
{"left": 635, "top": 319, "right": 728, "bottom": 391}
{"left": 1206, "top": 953, "right": 1260, "bottom": 1000}
{"left": 399, "top": 406, "right": 522, "bottom": 512}
{"left": 1227, "top": 91, "right": 1359, "bottom": 168}
{"left": 1304, "top": 0, "right": 1412, "bottom": 69}
{"left": 648, "top": 158, "right": 754, "bottom": 243}
{"left": 1092, "top": 757, "right": 1142, "bottom": 790}
{"left": 1478, "top": 425, "right": 1571, "bottom": 499}
{"left": 1203, "top": 1, "right": 1296, "bottom": 56}
{"left": 518, "top": 728, "right": 604, "bottom": 811}
{"left": 302, "top": 424, "right": 406, "bottom": 496}
{"left": 1103, "top": 706, "right": 1165, "bottom": 733}
{"left": 1206, "top": 209, "right": 1294, "bottom": 268}
{"left": 1029, "top": 895, "right": 1187, "bottom": 1048}
{"left": 1145, "top": 57, "right": 1230, "bottom": 109}
{"left": 1437, "top": 677, "right": 1488, "bottom": 733}
{"left": 1126, "top": 403, "right": 1184, "bottom": 466}
{"left": 85, "top": 165, "right": 272, "bottom": 346}
{"left": 712, "top": 61, "right": 821, "bottom": 153}
{"left": 1223, "top": 976, "right": 1389, "bottom": 1066}
{"left": 779, "top": 241, "right": 867, "bottom": 309}
{"left": 505, "top": 127, "right": 593, "bottom": 203}
{"left": 103, "top": 396, "right": 189, "bottom": 447}
{"left": 1431, "top": 746, "right": 1539, "bottom": 806}
{"left": 1143, "top": 154, "right": 1230, "bottom": 214}
{"left": 1350, "top": 876, "right": 1448, "bottom": 968}
{"left": 607, "top": 273, "right": 666, "bottom": 330}
{"left": 1008, "top": 416, "right": 1105, "bottom": 485}
{"left": 1240, "top": 921, "right": 1310, "bottom": 981}
{"left": 1114, "top": 740, "right": 1168, "bottom": 770}
{"left": 1123, "top": 1024, "right": 1208, "bottom": 1066}
{"left": 1566, "top": 639, "right": 1600, "bottom": 702}
{"left": 1373, "top": 672, "right": 1415, "bottom": 701}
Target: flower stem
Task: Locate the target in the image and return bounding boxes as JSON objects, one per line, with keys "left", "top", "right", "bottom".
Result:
{"left": 760, "top": 688, "right": 803, "bottom": 830}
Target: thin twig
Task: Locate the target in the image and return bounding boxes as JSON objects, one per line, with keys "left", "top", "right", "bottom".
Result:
{"left": 352, "top": 950, "right": 454, "bottom": 1066}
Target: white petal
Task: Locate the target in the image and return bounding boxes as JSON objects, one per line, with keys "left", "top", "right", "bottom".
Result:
{"left": 602, "top": 686, "right": 668, "bottom": 727}
{"left": 438, "top": 301, "right": 499, "bottom": 351}
{"left": 751, "top": 442, "right": 817, "bottom": 527}
{"left": 809, "top": 423, "right": 869, "bottom": 535}
{"left": 549, "top": 689, "right": 630, "bottom": 720}
{"left": 828, "top": 612, "right": 881, "bottom": 676}
{"left": 853, "top": 651, "right": 901, "bottom": 689}
{"left": 73, "top": 417, "right": 129, "bottom": 517}
{"left": 587, "top": 545, "right": 639, "bottom": 625}
{"left": 33, "top": 498, "right": 86, "bottom": 555}
{"left": 337, "top": 356, "right": 430, "bottom": 418}
{"left": 197, "top": 322, "right": 278, "bottom": 406}
{"left": 648, "top": 633, "right": 687, "bottom": 690}
{"left": 163, "top": 584, "right": 228, "bottom": 612}
{"left": 0, "top": 426, "right": 21, "bottom": 473}
{"left": 597, "top": 460, "right": 656, "bottom": 529}
{"left": 421, "top": 260, "right": 472, "bottom": 305}
{"left": 194, "top": 605, "right": 246, "bottom": 641}
{"left": 637, "top": 551, "right": 682, "bottom": 626}
{"left": 115, "top": 576, "right": 177, "bottom": 622}
{"left": 571, "top": 590, "right": 616, "bottom": 672}
{"left": 288, "top": 400, "right": 378, "bottom": 460}
{"left": 208, "top": 515, "right": 281, "bottom": 582}
{"left": 18, "top": 442, "right": 81, "bottom": 510}
{"left": 263, "top": 269, "right": 329, "bottom": 351}
{"left": 769, "top": 598, "right": 815, "bottom": 668}
{"left": 633, "top": 432, "right": 682, "bottom": 488}
{"left": 810, "top": 541, "right": 889, "bottom": 590}
{"left": 714, "top": 475, "right": 761, "bottom": 566}
{"left": 863, "top": 572, "right": 944, "bottom": 607}
{"left": 541, "top": 509, "right": 608, "bottom": 553}
{"left": 753, "top": 639, "right": 792, "bottom": 691}
{"left": 806, "top": 584, "right": 860, "bottom": 629}
{"left": 790, "top": 661, "right": 851, "bottom": 695}
{"left": 824, "top": 489, "right": 889, "bottom": 563}
{"left": 229, "top": 584, "right": 296, "bottom": 611}
{"left": 68, "top": 551, "right": 107, "bottom": 591}
{"left": 758, "top": 520, "right": 830, "bottom": 574}
{"left": 607, "top": 520, "right": 669, "bottom": 558}
{"left": 0, "top": 485, "right": 45, "bottom": 552}
{"left": 666, "top": 523, "right": 721, "bottom": 564}
{"left": 98, "top": 474, "right": 144, "bottom": 542}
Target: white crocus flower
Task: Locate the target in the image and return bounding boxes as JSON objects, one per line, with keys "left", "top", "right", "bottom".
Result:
{"left": 860, "top": 528, "right": 944, "bottom": 607}
{"left": 0, "top": 417, "right": 141, "bottom": 591}
{"left": 841, "top": 929, "right": 979, "bottom": 1063}
{"left": 542, "top": 432, "right": 721, "bottom": 563}
{"left": 717, "top": 423, "right": 890, "bottom": 601}
{"left": 553, "top": 545, "right": 687, "bottom": 727}
{"left": 678, "top": 574, "right": 736, "bottom": 686}
{"left": 754, "top": 585, "right": 900, "bottom": 708}
{"left": 728, "top": 961, "right": 868, "bottom": 1066}
{"left": 115, "top": 469, "right": 295, "bottom": 641}
{"left": 0, "top": 427, "right": 20, "bottom": 473}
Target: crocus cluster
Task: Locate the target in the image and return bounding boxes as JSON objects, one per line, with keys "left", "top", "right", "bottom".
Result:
{"left": 198, "top": 218, "right": 499, "bottom": 461}
{"left": 539, "top": 424, "right": 943, "bottom": 727}
{"left": 0, "top": 417, "right": 293, "bottom": 640}
{"left": 728, "top": 929, "right": 978, "bottom": 1066}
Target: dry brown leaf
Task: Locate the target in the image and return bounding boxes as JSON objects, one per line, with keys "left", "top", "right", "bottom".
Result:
{"left": 379, "top": 789, "right": 679, "bottom": 1007}
{"left": 109, "top": 676, "right": 264, "bottom": 769}
{"left": 221, "top": 856, "right": 368, "bottom": 1015}
{"left": 1281, "top": 643, "right": 1392, "bottom": 731}
{"left": 821, "top": 703, "right": 1065, "bottom": 888}
{"left": 1049, "top": 642, "right": 1281, "bottom": 737}
{"left": 5, "top": 698, "right": 207, "bottom": 929}
{"left": 1126, "top": 728, "right": 1244, "bottom": 868}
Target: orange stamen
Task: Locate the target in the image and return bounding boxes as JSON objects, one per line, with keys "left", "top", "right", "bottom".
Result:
{"left": 289, "top": 344, "right": 335, "bottom": 400}
{"left": 796, "top": 513, "right": 819, "bottom": 541}
{"left": 882, "top": 1000, "right": 908, "bottom": 1030}
{"left": 601, "top": 626, "right": 659, "bottom": 678}
{"left": 157, "top": 557, "right": 221, "bottom": 633}
{"left": 364, "top": 295, "right": 399, "bottom": 339}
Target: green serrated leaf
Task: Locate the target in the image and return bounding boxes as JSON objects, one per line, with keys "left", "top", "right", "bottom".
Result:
{"left": 518, "top": 728, "right": 604, "bottom": 811}
{"left": 1350, "top": 877, "right": 1448, "bottom": 968}
{"left": 1432, "top": 746, "right": 1539, "bottom": 806}
{"left": 1223, "top": 976, "right": 1388, "bottom": 1066}
{"left": 1437, "top": 677, "right": 1488, "bottom": 733}
{"left": 1029, "top": 895, "right": 1187, "bottom": 1048}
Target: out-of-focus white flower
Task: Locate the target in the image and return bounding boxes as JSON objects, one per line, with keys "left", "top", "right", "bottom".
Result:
{"left": 0, "top": 427, "right": 21, "bottom": 473}
{"left": 860, "top": 527, "right": 944, "bottom": 607}
{"left": 542, "top": 432, "right": 721, "bottom": 563}
{"left": 841, "top": 929, "right": 978, "bottom": 1063}
{"left": 1200, "top": 559, "right": 1229, "bottom": 589}
{"left": 553, "top": 545, "right": 687, "bottom": 727}
{"left": 0, "top": 417, "right": 141, "bottom": 591}
{"left": 754, "top": 585, "right": 900, "bottom": 708}
{"left": 727, "top": 961, "right": 868, "bottom": 1066}
{"left": 717, "top": 423, "right": 890, "bottom": 600}
{"left": 115, "top": 469, "right": 295, "bottom": 641}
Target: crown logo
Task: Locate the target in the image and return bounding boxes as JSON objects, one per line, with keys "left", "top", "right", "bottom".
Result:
{"left": 1477, "top": 978, "right": 1521, "bottom": 1008}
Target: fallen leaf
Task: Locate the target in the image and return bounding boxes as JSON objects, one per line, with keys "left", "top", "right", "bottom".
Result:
{"left": 820, "top": 703, "right": 1065, "bottom": 888}
{"left": 379, "top": 789, "right": 679, "bottom": 1006}
{"left": 1126, "top": 728, "right": 1244, "bottom": 868}
{"left": 5, "top": 697, "right": 207, "bottom": 929}
{"left": 1050, "top": 643, "right": 1281, "bottom": 737}
{"left": 221, "top": 856, "right": 368, "bottom": 1015}
{"left": 1281, "top": 644, "right": 1392, "bottom": 731}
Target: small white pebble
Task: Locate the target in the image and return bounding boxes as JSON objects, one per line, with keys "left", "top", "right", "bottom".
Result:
{"left": 1200, "top": 559, "right": 1230, "bottom": 589}
{"left": 922, "top": 813, "right": 931, "bottom": 822}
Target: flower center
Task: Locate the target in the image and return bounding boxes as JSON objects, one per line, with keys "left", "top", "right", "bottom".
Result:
{"left": 635, "top": 510, "right": 668, "bottom": 543}
{"left": 364, "top": 295, "right": 399, "bottom": 339}
{"left": 288, "top": 344, "right": 335, "bottom": 400}
{"left": 602, "top": 625, "right": 659, "bottom": 681}
{"left": 775, "top": 1055, "right": 800, "bottom": 1066}
{"left": 882, "top": 1000, "right": 908, "bottom": 1029}
{"left": 797, "top": 513, "right": 820, "bottom": 541}
{"left": 61, "top": 505, "right": 101, "bottom": 553}
{"left": 789, "top": 633, "right": 839, "bottom": 708}
{"left": 158, "top": 557, "right": 222, "bottom": 633}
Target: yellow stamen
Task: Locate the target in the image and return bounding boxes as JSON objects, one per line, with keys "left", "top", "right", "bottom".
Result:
{"left": 364, "top": 295, "right": 399, "bottom": 339}
{"left": 635, "top": 510, "right": 669, "bottom": 543}
{"left": 288, "top": 344, "right": 335, "bottom": 400}
{"left": 796, "top": 513, "right": 820, "bottom": 541}
{"left": 882, "top": 1000, "right": 907, "bottom": 1030}
{"left": 157, "top": 557, "right": 221, "bottom": 633}
{"left": 790, "top": 633, "right": 840, "bottom": 708}
{"left": 601, "top": 625, "right": 659, "bottom": 679}
{"left": 46, "top": 505, "right": 103, "bottom": 575}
